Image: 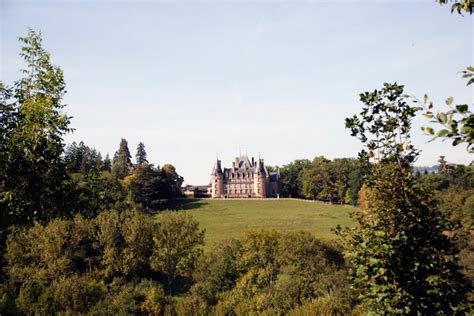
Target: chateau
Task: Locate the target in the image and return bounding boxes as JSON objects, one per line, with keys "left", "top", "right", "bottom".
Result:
{"left": 210, "top": 155, "right": 281, "bottom": 198}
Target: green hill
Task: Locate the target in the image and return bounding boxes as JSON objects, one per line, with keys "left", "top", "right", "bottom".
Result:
{"left": 159, "top": 199, "right": 357, "bottom": 249}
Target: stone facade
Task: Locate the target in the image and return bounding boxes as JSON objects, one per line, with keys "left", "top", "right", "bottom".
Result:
{"left": 210, "top": 155, "right": 281, "bottom": 198}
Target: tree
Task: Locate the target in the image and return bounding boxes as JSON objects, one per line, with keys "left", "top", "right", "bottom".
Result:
{"left": 342, "top": 83, "right": 470, "bottom": 314}
{"left": 136, "top": 142, "right": 148, "bottom": 165}
{"left": 0, "top": 29, "right": 73, "bottom": 245}
{"left": 438, "top": 155, "right": 448, "bottom": 173}
{"left": 125, "top": 164, "right": 165, "bottom": 210}
{"left": 74, "top": 167, "right": 127, "bottom": 217}
{"left": 301, "top": 156, "right": 333, "bottom": 200}
{"left": 345, "top": 83, "right": 419, "bottom": 165}
{"left": 279, "top": 159, "right": 310, "bottom": 198}
{"left": 112, "top": 138, "right": 132, "bottom": 179}
{"left": 151, "top": 211, "right": 205, "bottom": 294}
{"left": 102, "top": 154, "right": 111, "bottom": 172}
{"left": 161, "top": 164, "right": 184, "bottom": 198}
{"left": 95, "top": 210, "right": 155, "bottom": 279}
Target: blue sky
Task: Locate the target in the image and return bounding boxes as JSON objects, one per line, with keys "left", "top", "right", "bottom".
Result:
{"left": 1, "top": 0, "right": 472, "bottom": 184}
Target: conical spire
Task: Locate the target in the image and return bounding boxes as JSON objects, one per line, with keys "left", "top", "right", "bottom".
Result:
{"left": 257, "top": 158, "right": 266, "bottom": 176}
{"left": 211, "top": 158, "right": 223, "bottom": 176}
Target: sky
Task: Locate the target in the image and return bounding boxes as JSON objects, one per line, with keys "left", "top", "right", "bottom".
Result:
{"left": 1, "top": 0, "right": 473, "bottom": 184}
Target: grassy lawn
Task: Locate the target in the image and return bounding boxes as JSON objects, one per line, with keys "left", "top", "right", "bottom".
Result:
{"left": 159, "top": 199, "right": 357, "bottom": 249}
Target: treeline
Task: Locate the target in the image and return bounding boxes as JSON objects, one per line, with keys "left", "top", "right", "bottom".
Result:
{"left": 416, "top": 158, "right": 474, "bottom": 300}
{"left": 0, "top": 30, "right": 183, "bottom": 273}
{"left": 2, "top": 211, "right": 354, "bottom": 315}
{"left": 0, "top": 30, "right": 194, "bottom": 315}
{"left": 65, "top": 138, "right": 184, "bottom": 211}
{"left": 417, "top": 157, "right": 474, "bottom": 231}
{"left": 2, "top": 211, "right": 203, "bottom": 315}
{"left": 278, "top": 154, "right": 370, "bottom": 205}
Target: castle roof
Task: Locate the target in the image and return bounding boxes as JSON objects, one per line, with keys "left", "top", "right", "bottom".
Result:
{"left": 211, "top": 159, "right": 223, "bottom": 176}
{"left": 209, "top": 154, "right": 278, "bottom": 180}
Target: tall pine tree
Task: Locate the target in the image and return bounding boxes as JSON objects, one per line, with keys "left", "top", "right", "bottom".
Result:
{"left": 136, "top": 141, "right": 148, "bottom": 165}
{"left": 112, "top": 138, "right": 132, "bottom": 179}
{"left": 102, "top": 153, "right": 112, "bottom": 172}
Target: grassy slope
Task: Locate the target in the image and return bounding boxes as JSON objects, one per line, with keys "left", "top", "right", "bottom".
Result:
{"left": 160, "top": 199, "right": 357, "bottom": 249}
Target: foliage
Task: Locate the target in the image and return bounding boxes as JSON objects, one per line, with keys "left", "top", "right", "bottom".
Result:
{"left": 112, "top": 138, "right": 133, "bottom": 179}
{"left": 126, "top": 163, "right": 167, "bottom": 210}
{"left": 90, "top": 280, "right": 174, "bottom": 315}
{"left": 64, "top": 141, "right": 104, "bottom": 174}
{"left": 102, "top": 153, "right": 112, "bottom": 172}
{"left": 345, "top": 82, "right": 419, "bottom": 165}
{"left": 301, "top": 156, "right": 333, "bottom": 200}
{"left": 299, "top": 155, "right": 369, "bottom": 204}
{"left": 151, "top": 211, "right": 205, "bottom": 293}
{"left": 279, "top": 159, "right": 311, "bottom": 198}
{"left": 0, "top": 30, "right": 75, "bottom": 276}
{"left": 125, "top": 163, "right": 184, "bottom": 210}
{"left": 95, "top": 210, "right": 155, "bottom": 279}
{"left": 462, "top": 195, "right": 474, "bottom": 230}
{"left": 196, "top": 239, "right": 241, "bottom": 298}
{"left": 0, "top": 29, "right": 73, "bottom": 224}
{"left": 438, "top": 0, "right": 473, "bottom": 15}
{"left": 342, "top": 83, "right": 470, "bottom": 314}
{"left": 343, "top": 164, "right": 470, "bottom": 314}
{"left": 161, "top": 164, "right": 184, "bottom": 198}
{"left": 136, "top": 141, "right": 148, "bottom": 165}
{"left": 418, "top": 66, "right": 474, "bottom": 152}
{"left": 3, "top": 210, "right": 198, "bottom": 314}
{"left": 184, "top": 229, "right": 353, "bottom": 315}
{"left": 73, "top": 167, "right": 128, "bottom": 217}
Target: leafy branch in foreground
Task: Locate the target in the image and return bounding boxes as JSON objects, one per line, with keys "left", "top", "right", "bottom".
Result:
{"left": 417, "top": 66, "right": 474, "bottom": 153}
{"left": 344, "top": 82, "right": 420, "bottom": 165}
{"left": 438, "top": 0, "right": 473, "bottom": 15}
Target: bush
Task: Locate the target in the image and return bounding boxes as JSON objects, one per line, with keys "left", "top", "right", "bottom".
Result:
{"left": 95, "top": 209, "right": 155, "bottom": 279}
{"left": 151, "top": 211, "right": 205, "bottom": 293}
{"left": 462, "top": 195, "right": 474, "bottom": 230}
{"left": 185, "top": 229, "right": 353, "bottom": 315}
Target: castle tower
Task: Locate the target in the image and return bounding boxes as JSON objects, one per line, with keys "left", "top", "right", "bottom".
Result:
{"left": 254, "top": 158, "right": 267, "bottom": 198}
{"left": 211, "top": 158, "right": 224, "bottom": 198}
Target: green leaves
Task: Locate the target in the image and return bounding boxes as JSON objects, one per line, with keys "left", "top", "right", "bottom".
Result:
{"left": 345, "top": 82, "right": 420, "bottom": 165}
{"left": 1, "top": 29, "right": 73, "bottom": 234}
{"left": 456, "top": 104, "right": 468, "bottom": 113}
{"left": 341, "top": 163, "right": 470, "bottom": 314}
{"left": 151, "top": 211, "right": 205, "bottom": 292}
{"left": 436, "top": 129, "right": 450, "bottom": 137}
{"left": 418, "top": 69, "right": 474, "bottom": 153}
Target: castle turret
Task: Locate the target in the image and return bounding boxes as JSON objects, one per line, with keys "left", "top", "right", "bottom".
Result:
{"left": 211, "top": 158, "right": 224, "bottom": 198}
{"left": 254, "top": 158, "right": 267, "bottom": 198}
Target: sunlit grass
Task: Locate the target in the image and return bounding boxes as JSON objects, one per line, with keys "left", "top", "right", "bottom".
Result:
{"left": 159, "top": 199, "right": 357, "bottom": 249}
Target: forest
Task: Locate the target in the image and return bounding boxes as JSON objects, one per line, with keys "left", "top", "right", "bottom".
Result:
{"left": 1, "top": 1, "right": 473, "bottom": 315}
